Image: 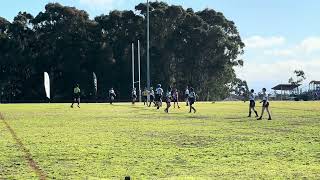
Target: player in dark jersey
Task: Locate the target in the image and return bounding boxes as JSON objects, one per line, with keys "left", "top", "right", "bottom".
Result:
{"left": 171, "top": 88, "right": 180, "bottom": 109}
{"left": 188, "top": 87, "right": 197, "bottom": 113}
{"left": 164, "top": 88, "right": 172, "bottom": 113}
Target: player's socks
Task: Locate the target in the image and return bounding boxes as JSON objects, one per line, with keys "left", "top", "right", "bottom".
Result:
{"left": 248, "top": 112, "right": 251, "bottom": 117}
{"left": 255, "top": 111, "right": 259, "bottom": 117}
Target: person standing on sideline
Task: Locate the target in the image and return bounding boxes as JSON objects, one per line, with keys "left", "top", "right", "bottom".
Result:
{"left": 155, "top": 84, "right": 164, "bottom": 109}
{"left": 248, "top": 89, "right": 259, "bottom": 117}
{"left": 71, "top": 84, "right": 81, "bottom": 108}
{"left": 142, "top": 87, "right": 149, "bottom": 106}
{"left": 132, "top": 87, "right": 137, "bottom": 104}
{"left": 185, "top": 86, "right": 190, "bottom": 106}
{"left": 148, "top": 87, "right": 155, "bottom": 107}
{"left": 109, "top": 88, "right": 116, "bottom": 104}
{"left": 172, "top": 88, "right": 180, "bottom": 109}
{"left": 257, "top": 88, "right": 272, "bottom": 120}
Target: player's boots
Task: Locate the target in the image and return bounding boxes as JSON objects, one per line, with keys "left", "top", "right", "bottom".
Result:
{"left": 257, "top": 116, "right": 262, "bottom": 120}
{"left": 268, "top": 116, "right": 272, "bottom": 120}
{"left": 248, "top": 112, "right": 251, "bottom": 117}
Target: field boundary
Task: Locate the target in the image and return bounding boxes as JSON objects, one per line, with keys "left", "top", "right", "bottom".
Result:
{"left": 0, "top": 112, "right": 47, "bottom": 180}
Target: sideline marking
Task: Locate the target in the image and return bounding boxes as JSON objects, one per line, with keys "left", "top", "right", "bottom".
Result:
{"left": 0, "top": 112, "right": 47, "bottom": 180}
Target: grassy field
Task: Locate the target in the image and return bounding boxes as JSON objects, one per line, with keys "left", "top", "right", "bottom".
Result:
{"left": 0, "top": 101, "right": 319, "bottom": 179}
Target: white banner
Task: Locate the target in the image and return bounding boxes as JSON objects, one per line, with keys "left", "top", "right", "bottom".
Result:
{"left": 93, "top": 72, "right": 98, "bottom": 94}
{"left": 44, "top": 72, "right": 50, "bottom": 99}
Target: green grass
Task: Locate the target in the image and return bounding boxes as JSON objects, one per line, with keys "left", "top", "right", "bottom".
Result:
{"left": 0, "top": 102, "right": 319, "bottom": 179}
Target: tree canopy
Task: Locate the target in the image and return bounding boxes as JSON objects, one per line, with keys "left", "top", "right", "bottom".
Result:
{"left": 0, "top": 2, "right": 245, "bottom": 102}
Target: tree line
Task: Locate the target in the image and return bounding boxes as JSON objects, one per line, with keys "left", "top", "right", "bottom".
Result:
{"left": 0, "top": 2, "right": 246, "bottom": 102}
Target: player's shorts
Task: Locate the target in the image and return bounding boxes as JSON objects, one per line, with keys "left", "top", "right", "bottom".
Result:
{"left": 73, "top": 93, "right": 80, "bottom": 99}
{"left": 132, "top": 95, "right": 137, "bottom": 99}
{"left": 188, "top": 97, "right": 195, "bottom": 105}
{"left": 262, "top": 100, "right": 269, "bottom": 107}
{"left": 143, "top": 96, "right": 148, "bottom": 101}
{"left": 155, "top": 94, "right": 162, "bottom": 102}
{"left": 249, "top": 100, "right": 255, "bottom": 108}
{"left": 185, "top": 94, "right": 189, "bottom": 99}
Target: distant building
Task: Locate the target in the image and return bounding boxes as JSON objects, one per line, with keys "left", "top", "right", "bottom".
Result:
{"left": 309, "top": 81, "right": 320, "bottom": 91}
{"left": 272, "top": 84, "right": 301, "bottom": 100}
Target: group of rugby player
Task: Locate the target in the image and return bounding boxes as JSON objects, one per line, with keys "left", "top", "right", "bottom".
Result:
{"left": 249, "top": 88, "right": 272, "bottom": 120}
{"left": 140, "top": 85, "right": 197, "bottom": 113}
{"left": 70, "top": 84, "right": 272, "bottom": 120}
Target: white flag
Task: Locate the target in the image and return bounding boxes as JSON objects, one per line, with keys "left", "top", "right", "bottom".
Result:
{"left": 93, "top": 72, "right": 98, "bottom": 94}
{"left": 44, "top": 72, "right": 50, "bottom": 99}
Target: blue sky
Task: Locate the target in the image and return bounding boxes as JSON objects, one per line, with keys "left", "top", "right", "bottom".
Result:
{"left": 1, "top": 0, "right": 320, "bottom": 91}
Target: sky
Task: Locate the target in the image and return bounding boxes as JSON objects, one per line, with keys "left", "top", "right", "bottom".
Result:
{"left": 1, "top": 0, "right": 320, "bottom": 91}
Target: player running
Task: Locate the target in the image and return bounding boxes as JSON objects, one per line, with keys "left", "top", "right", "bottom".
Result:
{"left": 71, "top": 84, "right": 81, "bottom": 108}
{"left": 148, "top": 87, "right": 155, "bottom": 107}
{"left": 155, "top": 84, "right": 164, "bottom": 109}
{"left": 164, "top": 88, "right": 172, "bottom": 113}
{"left": 257, "top": 88, "right": 272, "bottom": 120}
{"left": 109, "top": 88, "right": 116, "bottom": 104}
{"left": 132, "top": 87, "right": 137, "bottom": 104}
{"left": 188, "top": 87, "right": 197, "bottom": 113}
{"left": 142, "top": 87, "right": 149, "bottom": 106}
{"left": 185, "top": 86, "right": 190, "bottom": 106}
{"left": 248, "top": 89, "right": 259, "bottom": 118}
{"left": 171, "top": 88, "right": 180, "bottom": 109}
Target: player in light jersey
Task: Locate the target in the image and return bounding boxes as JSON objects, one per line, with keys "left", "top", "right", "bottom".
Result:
{"left": 148, "top": 87, "right": 155, "bottom": 107}
{"left": 188, "top": 87, "right": 197, "bottom": 113}
{"left": 155, "top": 84, "right": 164, "bottom": 109}
{"left": 71, "top": 84, "right": 81, "bottom": 108}
{"left": 132, "top": 87, "right": 137, "bottom": 104}
{"left": 109, "top": 88, "right": 116, "bottom": 104}
{"left": 248, "top": 89, "right": 259, "bottom": 118}
{"left": 142, "top": 88, "right": 149, "bottom": 106}
{"left": 257, "top": 88, "right": 272, "bottom": 120}
{"left": 164, "top": 88, "right": 172, "bottom": 113}
{"left": 185, "top": 86, "right": 190, "bottom": 106}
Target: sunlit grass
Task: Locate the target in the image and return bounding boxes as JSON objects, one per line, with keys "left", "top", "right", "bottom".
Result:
{"left": 0, "top": 102, "right": 319, "bottom": 179}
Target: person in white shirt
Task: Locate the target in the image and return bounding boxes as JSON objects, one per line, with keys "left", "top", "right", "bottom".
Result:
{"left": 109, "top": 88, "right": 116, "bottom": 104}
{"left": 148, "top": 87, "right": 155, "bottom": 107}
{"left": 257, "top": 88, "right": 272, "bottom": 120}
{"left": 188, "top": 87, "right": 197, "bottom": 113}
{"left": 248, "top": 89, "right": 259, "bottom": 118}
{"left": 131, "top": 87, "right": 137, "bottom": 104}
{"left": 185, "top": 86, "right": 190, "bottom": 106}
{"left": 155, "top": 84, "right": 164, "bottom": 109}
